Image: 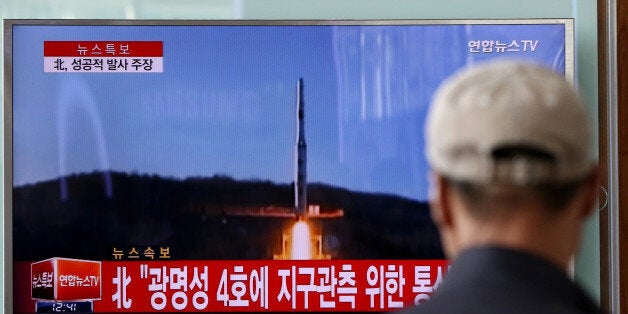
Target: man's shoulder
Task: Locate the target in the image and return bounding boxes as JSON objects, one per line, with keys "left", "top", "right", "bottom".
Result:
{"left": 394, "top": 247, "right": 600, "bottom": 314}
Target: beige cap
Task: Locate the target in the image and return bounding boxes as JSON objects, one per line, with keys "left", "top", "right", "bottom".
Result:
{"left": 425, "top": 60, "right": 593, "bottom": 185}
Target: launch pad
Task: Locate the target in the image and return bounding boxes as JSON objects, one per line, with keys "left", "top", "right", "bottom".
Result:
{"left": 273, "top": 219, "right": 331, "bottom": 260}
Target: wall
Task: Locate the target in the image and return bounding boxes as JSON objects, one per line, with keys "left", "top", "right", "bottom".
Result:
{"left": 0, "top": 0, "right": 600, "bottom": 309}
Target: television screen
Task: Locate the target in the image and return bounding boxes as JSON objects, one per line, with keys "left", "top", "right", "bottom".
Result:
{"left": 4, "top": 19, "right": 573, "bottom": 313}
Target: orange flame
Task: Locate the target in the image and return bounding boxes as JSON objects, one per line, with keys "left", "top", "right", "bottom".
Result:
{"left": 291, "top": 220, "right": 312, "bottom": 260}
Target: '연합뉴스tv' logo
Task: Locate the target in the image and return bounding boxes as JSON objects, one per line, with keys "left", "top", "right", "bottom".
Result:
{"left": 31, "top": 257, "right": 101, "bottom": 301}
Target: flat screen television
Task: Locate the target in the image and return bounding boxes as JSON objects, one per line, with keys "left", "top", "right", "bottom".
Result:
{"left": 4, "top": 19, "right": 574, "bottom": 313}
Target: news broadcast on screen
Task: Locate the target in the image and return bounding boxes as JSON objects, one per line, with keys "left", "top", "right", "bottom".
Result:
{"left": 4, "top": 19, "right": 573, "bottom": 313}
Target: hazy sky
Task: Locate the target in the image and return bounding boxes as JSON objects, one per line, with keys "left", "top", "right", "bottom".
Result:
{"left": 11, "top": 23, "right": 567, "bottom": 201}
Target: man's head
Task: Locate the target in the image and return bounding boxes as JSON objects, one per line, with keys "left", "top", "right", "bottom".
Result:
{"left": 425, "top": 61, "right": 598, "bottom": 268}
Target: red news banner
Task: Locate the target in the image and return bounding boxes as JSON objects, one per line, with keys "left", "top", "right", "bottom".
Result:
{"left": 43, "top": 41, "right": 163, "bottom": 73}
{"left": 17, "top": 259, "right": 448, "bottom": 312}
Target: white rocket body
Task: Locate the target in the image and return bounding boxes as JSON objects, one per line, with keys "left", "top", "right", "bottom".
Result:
{"left": 295, "top": 78, "right": 307, "bottom": 219}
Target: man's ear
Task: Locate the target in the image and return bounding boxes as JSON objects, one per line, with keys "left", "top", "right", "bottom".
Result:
{"left": 429, "top": 173, "right": 454, "bottom": 229}
{"left": 578, "top": 165, "right": 600, "bottom": 219}
{"left": 429, "top": 173, "right": 460, "bottom": 258}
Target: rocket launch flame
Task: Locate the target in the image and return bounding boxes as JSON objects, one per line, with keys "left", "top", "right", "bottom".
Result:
{"left": 290, "top": 221, "right": 312, "bottom": 260}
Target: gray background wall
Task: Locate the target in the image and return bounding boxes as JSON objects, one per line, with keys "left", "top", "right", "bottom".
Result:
{"left": 0, "top": 0, "right": 600, "bottom": 310}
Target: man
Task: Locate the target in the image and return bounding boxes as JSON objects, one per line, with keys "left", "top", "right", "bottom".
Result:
{"left": 405, "top": 61, "right": 600, "bottom": 313}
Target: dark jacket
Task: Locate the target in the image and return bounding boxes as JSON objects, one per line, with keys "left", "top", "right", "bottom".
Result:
{"left": 400, "top": 246, "right": 600, "bottom": 314}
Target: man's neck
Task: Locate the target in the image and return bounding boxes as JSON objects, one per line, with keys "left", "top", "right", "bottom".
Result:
{"left": 453, "top": 208, "right": 578, "bottom": 271}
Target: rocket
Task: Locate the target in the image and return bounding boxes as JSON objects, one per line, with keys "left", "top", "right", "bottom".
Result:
{"left": 295, "top": 78, "right": 307, "bottom": 219}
